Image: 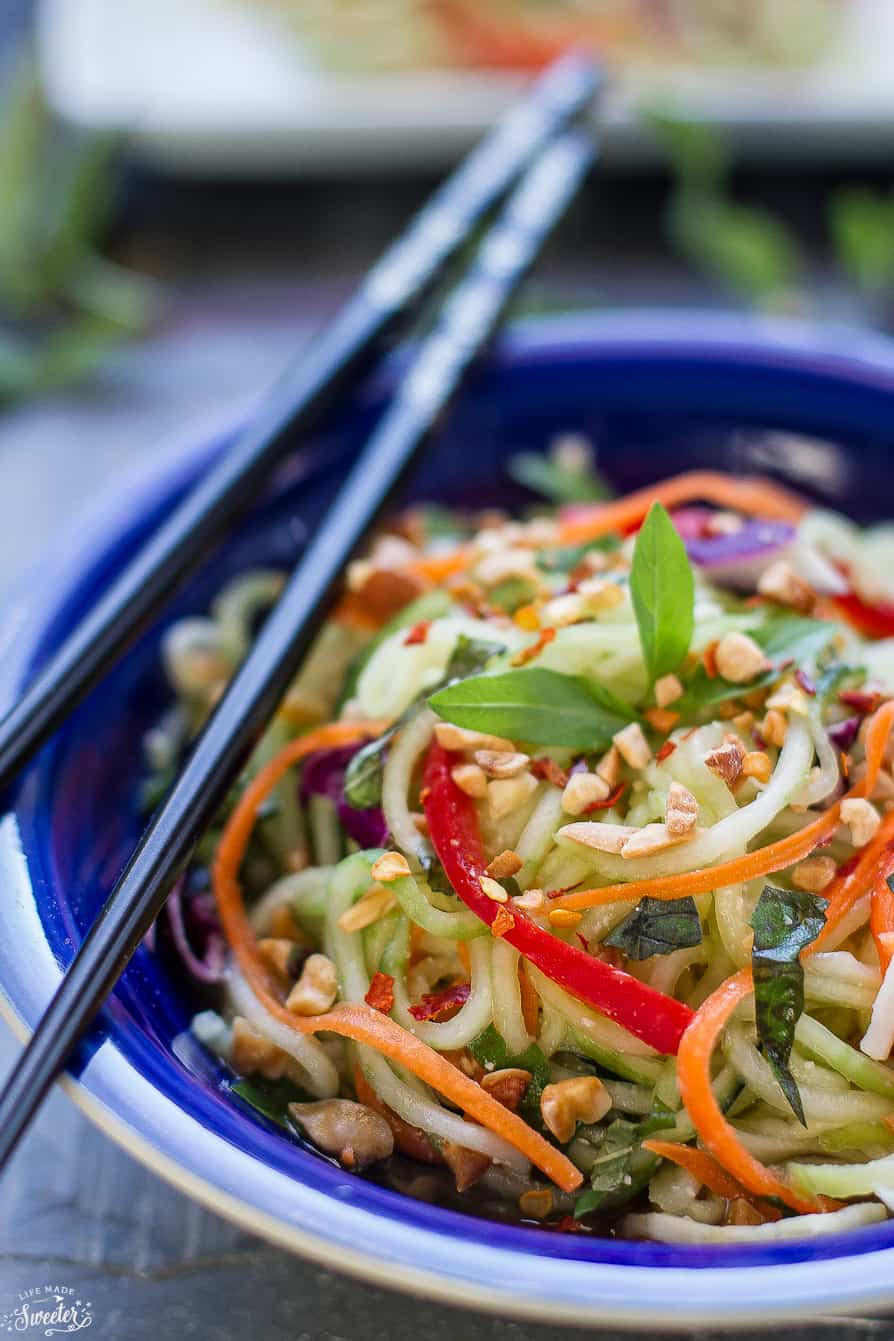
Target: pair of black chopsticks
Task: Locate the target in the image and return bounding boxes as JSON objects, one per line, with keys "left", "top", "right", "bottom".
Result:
{"left": 0, "top": 53, "right": 600, "bottom": 1170}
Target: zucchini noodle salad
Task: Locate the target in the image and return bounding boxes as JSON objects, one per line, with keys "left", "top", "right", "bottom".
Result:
{"left": 147, "top": 445, "right": 894, "bottom": 1244}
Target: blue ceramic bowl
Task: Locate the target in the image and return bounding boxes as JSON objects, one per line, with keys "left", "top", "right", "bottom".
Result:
{"left": 4, "top": 311, "right": 894, "bottom": 1328}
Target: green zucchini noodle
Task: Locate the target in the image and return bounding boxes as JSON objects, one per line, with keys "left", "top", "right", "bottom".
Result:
{"left": 146, "top": 464, "right": 894, "bottom": 1241}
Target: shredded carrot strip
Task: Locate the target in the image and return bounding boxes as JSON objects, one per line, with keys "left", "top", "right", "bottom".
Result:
{"left": 808, "top": 809, "right": 894, "bottom": 955}
{"left": 552, "top": 701, "right": 894, "bottom": 915}
{"left": 675, "top": 970, "right": 825, "bottom": 1213}
{"left": 211, "top": 721, "right": 582, "bottom": 1193}
{"left": 870, "top": 851, "right": 894, "bottom": 975}
{"left": 556, "top": 471, "right": 807, "bottom": 545}
{"left": 641, "top": 1139, "right": 781, "bottom": 1219}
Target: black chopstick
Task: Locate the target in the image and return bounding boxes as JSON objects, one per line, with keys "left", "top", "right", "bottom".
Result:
{"left": 0, "top": 124, "right": 595, "bottom": 1171}
{"left": 0, "top": 53, "right": 599, "bottom": 798}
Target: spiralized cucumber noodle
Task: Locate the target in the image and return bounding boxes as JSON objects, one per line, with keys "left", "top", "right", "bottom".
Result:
{"left": 146, "top": 460, "right": 894, "bottom": 1242}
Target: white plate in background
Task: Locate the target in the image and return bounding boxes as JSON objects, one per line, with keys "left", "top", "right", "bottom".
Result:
{"left": 38, "top": 0, "right": 894, "bottom": 174}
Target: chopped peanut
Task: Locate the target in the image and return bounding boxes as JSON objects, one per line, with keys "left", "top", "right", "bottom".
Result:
{"left": 512, "top": 888, "right": 545, "bottom": 913}
{"left": 792, "top": 855, "right": 838, "bottom": 893}
{"left": 434, "top": 722, "right": 515, "bottom": 753}
{"left": 475, "top": 548, "right": 540, "bottom": 587}
{"left": 757, "top": 559, "right": 814, "bottom": 613}
{"left": 665, "top": 782, "right": 699, "bottom": 837}
{"left": 741, "top": 751, "right": 772, "bottom": 783}
{"left": 726, "top": 1198, "right": 765, "bottom": 1228}
{"left": 289, "top": 1099, "right": 394, "bottom": 1169}
{"left": 704, "top": 739, "right": 745, "bottom": 786}
{"left": 485, "top": 849, "right": 524, "bottom": 879}
{"left": 258, "top": 937, "right": 305, "bottom": 981}
{"left": 766, "top": 682, "right": 808, "bottom": 716}
{"left": 620, "top": 822, "right": 699, "bottom": 859}
{"left": 732, "top": 711, "right": 755, "bottom": 734}
{"left": 761, "top": 709, "right": 788, "bottom": 748}
{"left": 286, "top": 953, "right": 338, "bottom": 1016}
{"left": 548, "top": 908, "right": 583, "bottom": 929}
{"left": 558, "top": 821, "right": 637, "bottom": 854}
{"left": 561, "top": 771, "right": 610, "bottom": 816}
{"left": 540, "top": 1076, "right": 611, "bottom": 1144}
{"left": 474, "top": 749, "right": 530, "bottom": 779}
{"left": 595, "top": 745, "right": 622, "bottom": 788}
{"left": 337, "top": 887, "right": 396, "bottom": 932}
{"left": 841, "top": 797, "right": 881, "bottom": 848}
{"left": 480, "top": 1067, "right": 532, "bottom": 1111}
{"left": 491, "top": 906, "right": 516, "bottom": 937}
{"left": 370, "top": 851, "right": 411, "bottom": 883}
{"left": 613, "top": 721, "right": 651, "bottom": 770}
{"left": 577, "top": 576, "right": 624, "bottom": 612}
{"left": 451, "top": 762, "right": 488, "bottom": 798}
{"left": 540, "top": 593, "right": 588, "bottom": 628}
{"left": 487, "top": 771, "right": 538, "bottom": 820}
{"left": 644, "top": 707, "right": 680, "bottom": 733}
{"left": 654, "top": 673, "right": 684, "bottom": 709}
{"left": 518, "top": 1188, "right": 555, "bottom": 1220}
{"left": 231, "top": 1017, "right": 292, "bottom": 1081}
{"left": 479, "top": 875, "right": 509, "bottom": 903}
{"left": 714, "top": 632, "right": 769, "bottom": 684}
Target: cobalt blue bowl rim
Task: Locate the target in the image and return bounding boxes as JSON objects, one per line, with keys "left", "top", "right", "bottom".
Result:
{"left": 5, "top": 309, "right": 894, "bottom": 1327}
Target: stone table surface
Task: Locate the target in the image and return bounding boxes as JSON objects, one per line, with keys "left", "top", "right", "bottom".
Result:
{"left": 0, "top": 184, "right": 893, "bottom": 1337}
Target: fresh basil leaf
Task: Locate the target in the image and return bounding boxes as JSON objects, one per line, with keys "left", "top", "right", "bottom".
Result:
{"left": 630, "top": 502, "right": 695, "bottom": 684}
{"left": 605, "top": 896, "right": 702, "bottom": 960}
{"left": 443, "top": 634, "right": 505, "bottom": 682}
{"left": 469, "top": 1026, "right": 550, "bottom": 1111}
{"left": 757, "top": 615, "right": 837, "bottom": 667}
{"left": 536, "top": 536, "right": 619, "bottom": 574}
{"left": 344, "top": 634, "right": 503, "bottom": 808}
{"left": 430, "top": 666, "right": 632, "bottom": 749}
{"left": 815, "top": 661, "right": 865, "bottom": 706}
{"left": 750, "top": 884, "right": 828, "bottom": 1125}
{"left": 508, "top": 450, "right": 611, "bottom": 504}
{"left": 573, "top": 1188, "right": 605, "bottom": 1218}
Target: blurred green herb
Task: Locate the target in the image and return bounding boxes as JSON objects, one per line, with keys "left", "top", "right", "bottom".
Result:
{"left": 829, "top": 190, "right": 894, "bottom": 298}
{"left": 646, "top": 108, "right": 800, "bottom": 308}
{"left": 0, "top": 56, "right": 160, "bottom": 402}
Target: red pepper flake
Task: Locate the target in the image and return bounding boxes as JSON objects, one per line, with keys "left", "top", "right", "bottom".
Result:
{"left": 794, "top": 668, "right": 817, "bottom": 696}
{"left": 546, "top": 881, "right": 586, "bottom": 901}
{"left": 840, "top": 689, "right": 888, "bottom": 715}
{"left": 576, "top": 932, "right": 590, "bottom": 952}
{"left": 656, "top": 740, "right": 677, "bottom": 762}
{"left": 544, "top": 1215, "right": 588, "bottom": 1234}
{"left": 835, "top": 853, "right": 861, "bottom": 880}
{"left": 531, "top": 756, "right": 570, "bottom": 789}
{"left": 582, "top": 782, "right": 627, "bottom": 814}
{"left": 510, "top": 627, "right": 556, "bottom": 668}
{"left": 408, "top": 982, "right": 471, "bottom": 1022}
{"left": 365, "top": 971, "right": 395, "bottom": 1014}
{"left": 703, "top": 641, "right": 719, "bottom": 679}
{"left": 403, "top": 620, "right": 431, "bottom": 646}
{"left": 491, "top": 906, "right": 516, "bottom": 937}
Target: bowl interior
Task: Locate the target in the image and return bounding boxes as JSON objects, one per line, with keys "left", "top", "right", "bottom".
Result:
{"left": 7, "top": 313, "right": 894, "bottom": 1297}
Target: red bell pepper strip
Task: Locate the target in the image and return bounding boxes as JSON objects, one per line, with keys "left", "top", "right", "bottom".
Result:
{"left": 421, "top": 742, "right": 694, "bottom": 1055}
{"left": 834, "top": 590, "right": 894, "bottom": 641}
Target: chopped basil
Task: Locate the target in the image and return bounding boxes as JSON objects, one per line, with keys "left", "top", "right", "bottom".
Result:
{"left": 344, "top": 634, "right": 503, "bottom": 809}
{"left": 231, "top": 1076, "right": 310, "bottom": 1128}
{"left": 469, "top": 1025, "right": 550, "bottom": 1110}
{"left": 750, "top": 884, "right": 828, "bottom": 1125}
{"left": 630, "top": 502, "right": 695, "bottom": 685}
{"left": 535, "top": 536, "right": 619, "bottom": 574}
{"left": 487, "top": 576, "right": 538, "bottom": 613}
{"left": 677, "top": 615, "right": 837, "bottom": 713}
{"left": 508, "top": 450, "right": 611, "bottom": 504}
{"left": 605, "top": 896, "right": 703, "bottom": 961}
{"left": 429, "top": 666, "right": 633, "bottom": 749}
